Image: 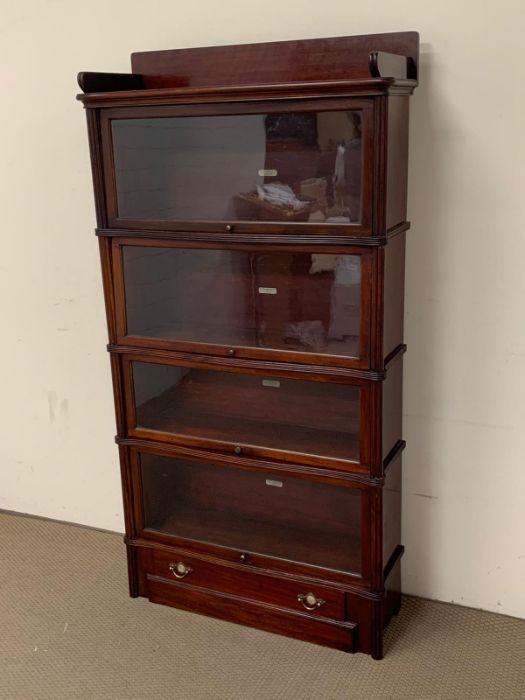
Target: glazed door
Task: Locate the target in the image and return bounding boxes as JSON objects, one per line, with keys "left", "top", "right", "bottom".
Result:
{"left": 122, "top": 354, "right": 372, "bottom": 472}
{"left": 113, "top": 240, "right": 373, "bottom": 369}
{"left": 101, "top": 100, "right": 374, "bottom": 234}
{"left": 133, "top": 449, "right": 368, "bottom": 579}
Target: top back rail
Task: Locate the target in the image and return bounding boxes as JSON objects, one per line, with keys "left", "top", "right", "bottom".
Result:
{"left": 78, "top": 32, "right": 418, "bottom": 98}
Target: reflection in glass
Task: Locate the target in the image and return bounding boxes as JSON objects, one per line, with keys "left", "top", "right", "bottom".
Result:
{"left": 123, "top": 247, "right": 361, "bottom": 358}
{"left": 141, "top": 453, "right": 362, "bottom": 574}
{"left": 133, "top": 362, "right": 361, "bottom": 463}
{"left": 112, "top": 111, "right": 362, "bottom": 224}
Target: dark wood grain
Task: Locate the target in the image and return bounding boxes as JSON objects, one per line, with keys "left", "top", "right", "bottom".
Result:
{"left": 131, "top": 33, "right": 419, "bottom": 88}
{"left": 386, "top": 97, "right": 410, "bottom": 229}
{"left": 382, "top": 354, "right": 404, "bottom": 462}
{"left": 382, "top": 455, "right": 402, "bottom": 573}
{"left": 151, "top": 548, "right": 346, "bottom": 617}
{"left": 371, "top": 96, "right": 388, "bottom": 241}
{"left": 119, "top": 435, "right": 383, "bottom": 489}
{"left": 132, "top": 536, "right": 383, "bottom": 593}
{"left": 97, "top": 237, "right": 117, "bottom": 341}
{"left": 110, "top": 341, "right": 386, "bottom": 381}
{"left": 78, "top": 72, "right": 144, "bottom": 94}
{"left": 382, "top": 232, "right": 406, "bottom": 363}
{"left": 84, "top": 109, "right": 107, "bottom": 227}
{"left": 382, "top": 553, "right": 403, "bottom": 640}
{"left": 117, "top": 446, "right": 139, "bottom": 597}
{"left": 78, "top": 79, "right": 417, "bottom": 109}
{"left": 134, "top": 539, "right": 393, "bottom": 656}
{"left": 96, "top": 221, "right": 410, "bottom": 245}
{"left": 148, "top": 575, "right": 358, "bottom": 651}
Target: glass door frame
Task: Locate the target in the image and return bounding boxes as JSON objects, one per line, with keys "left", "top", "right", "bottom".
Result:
{"left": 127, "top": 442, "right": 373, "bottom": 586}
{"left": 120, "top": 351, "right": 375, "bottom": 473}
{"left": 99, "top": 98, "right": 375, "bottom": 235}
{"left": 111, "top": 237, "right": 374, "bottom": 370}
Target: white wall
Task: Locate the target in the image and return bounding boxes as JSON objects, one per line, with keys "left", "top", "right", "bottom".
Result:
{"left": 1, "top": 1, "right": 524, "bottom": 618}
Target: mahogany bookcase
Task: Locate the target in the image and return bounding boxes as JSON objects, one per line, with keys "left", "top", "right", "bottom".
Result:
{"left": 77, "top": 31, "right": 419, "bottom": 658}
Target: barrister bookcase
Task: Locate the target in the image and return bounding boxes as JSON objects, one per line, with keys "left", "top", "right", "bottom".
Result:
{"left": 77, "top": 31, "right": 418, "bottom": 659}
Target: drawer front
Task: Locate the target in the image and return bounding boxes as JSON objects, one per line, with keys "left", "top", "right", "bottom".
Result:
{"left": 150, "top": 548, "right": 345, "bottom": 620}
{"left": 123, "top": 354, "right": 372, "bottom": 471}
{"left": 146, "top": 575, "right": 357, "bottom": 652}
{"left": 112, "top": 239, "right": 373, "bottom": 370}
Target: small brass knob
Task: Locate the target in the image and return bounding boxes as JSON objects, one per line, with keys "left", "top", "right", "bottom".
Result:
{"left": 168, "top": 561, "right": 193, "bottom": 579}
{"left": 297, "top": 592, "right": 326, "bottom": 611}
{"left": 226, "top": 224, "right": 234, "bottom": 232}
{"left": 239, "top": 553, "right": 248, "bottom": 563}
{"left": 234, "top": 445, "right": 242, "bottom": 455}
{"left": 227, "top": 348, "right": 236, "bottom": 356}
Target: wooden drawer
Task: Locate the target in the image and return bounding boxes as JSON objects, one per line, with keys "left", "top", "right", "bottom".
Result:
{"left": 149, "top": 548, "right": 346, "bottom": 620}
{"left": 146, "top": 574, "right": 357, "bottom": 653}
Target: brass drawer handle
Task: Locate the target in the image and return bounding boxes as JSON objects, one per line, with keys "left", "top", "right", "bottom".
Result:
{"left": 297, "top": 592, "right": 326, "bottom": 611}
{"left": 168, "top": 561, "right": 193, "bottom": 579}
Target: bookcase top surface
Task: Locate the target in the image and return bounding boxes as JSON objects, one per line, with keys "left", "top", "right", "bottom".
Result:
{"left": 77, "top": 32, "right": 419, "bottom": 105}
{"left": 131, "top": 32, "right": 419, "bottom": 87}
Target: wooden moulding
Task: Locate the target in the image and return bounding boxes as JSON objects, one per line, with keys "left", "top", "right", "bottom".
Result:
{"left": 77, "top": 32, "right": 419, "bottom": 105}
{"left": 107, "top": 343, "right": 388, "bottom": 382}
{"left": 95, "top": 221, "right": 411, "bottom": 246}
{"left": 116, "top": 436, "right": 386, "bottom": 488}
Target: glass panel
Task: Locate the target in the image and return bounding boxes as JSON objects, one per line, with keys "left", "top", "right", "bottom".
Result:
{"left": 140, "top": 453, "right": 362, "bottom": 574}
{"left": 112, "top": 111, "right": 363, "bottom": 224}
{"left": 123, "top": 247, "right": 361, "bottom": 358}
{"left": 133, "top": 362, "right": 360, "bottom": 463}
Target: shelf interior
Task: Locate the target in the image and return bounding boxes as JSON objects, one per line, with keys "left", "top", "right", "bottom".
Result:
{"left": 134, "top": 363, "right": 360, "bottom": 462}
{"left": 123, "top": 246, "right": 362, "bottom": 359}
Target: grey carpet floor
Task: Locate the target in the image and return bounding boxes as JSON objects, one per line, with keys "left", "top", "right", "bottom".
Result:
{"left": 0, "top": 512, "right": 524, "bottom": 699}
